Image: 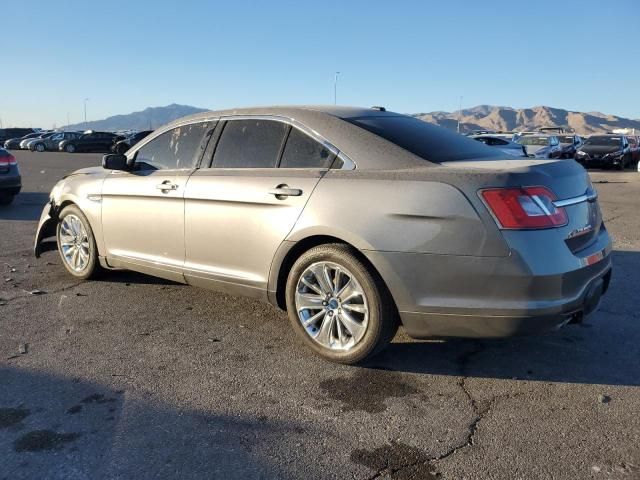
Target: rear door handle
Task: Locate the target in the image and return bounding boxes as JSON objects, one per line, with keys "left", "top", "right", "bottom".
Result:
{"left": 156, "top": 181, "right": 178, "bottom": 191}
{"left": 269, "top": 184, "right": 302, "bottom": 199}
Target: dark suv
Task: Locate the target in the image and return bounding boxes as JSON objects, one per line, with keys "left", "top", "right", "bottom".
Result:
{"left": 59, "top": 131, "right": 123, "bottom": 153}
{"left": 0, "top": 128, "right": 36, "bottom": 144}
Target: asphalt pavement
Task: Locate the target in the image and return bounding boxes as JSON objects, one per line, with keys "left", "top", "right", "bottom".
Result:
{"left": 1, "top": 151, "right": 639, "bottom": 480}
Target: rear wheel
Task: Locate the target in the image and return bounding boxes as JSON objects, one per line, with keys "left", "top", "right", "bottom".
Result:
{"left": 56, "top": 205, "right": 101, "bottom": 279}
{"left": 64, "top": 143, "right": 76, "bottom": 153}
{"left": 285, "top": 244, "right": 398, "bottom": 364}
{"left": 0, "top": 193, "right": 15, "bottom": 205}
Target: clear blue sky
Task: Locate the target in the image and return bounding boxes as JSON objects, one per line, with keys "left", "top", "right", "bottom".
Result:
{"left": 2, "top": 0, "right": 638, "bottom": 128}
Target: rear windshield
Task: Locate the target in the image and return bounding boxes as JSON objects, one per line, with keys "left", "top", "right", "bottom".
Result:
{"left": 584, "top": 136, "right": 622, "bottom": 147}
{"left": 344, "top": 115, "right": 504, "bottom": 162}
{"left": 518, "top": 136, "right": 549, "bottom": 146}
{"left": 558, "top": 136, "right": 574, "bottom": 143}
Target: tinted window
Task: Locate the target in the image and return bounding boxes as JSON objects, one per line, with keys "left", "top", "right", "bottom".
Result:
{"left": 212, "top": 119, "right": 288, "bottom": 168}
{"left": 583, "top": 136, "right": 622, "bottom": 147}
{"left": 280, "top": 128, "right": 335, "bottom": 168}
{"left": 345, "top": 115, "right": 503, "bottom": 162}
{"left": 136, "top": 122, "right": 210, "bottom": 170}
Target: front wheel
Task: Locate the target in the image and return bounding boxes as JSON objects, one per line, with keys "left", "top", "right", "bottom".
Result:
{"left": 35, "top": 143, "right": 45, "bottom": 152}
{"left": 64, "top": 143, "right": 76, "bottom": 153}
{"left": 56, "top": 205, "right": 101, "bottom": 279}
{"left": 285, "top": 244, "right": 398, "bottom": 364}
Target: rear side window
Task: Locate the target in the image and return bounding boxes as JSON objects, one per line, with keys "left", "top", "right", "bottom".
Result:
{"left": 213, "top": 119, "right": 288, "bottom": 168}
{"left": 135, "top": 122, "right": 211, "bottom": 170}
{"left": 280, "top": 128, "right": 335, "bottom": 168}
{"left": 345, "top": 115, "right": 504, "bottom": 162}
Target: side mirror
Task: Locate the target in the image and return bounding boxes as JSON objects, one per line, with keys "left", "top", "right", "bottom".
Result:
{"left": 102, "top": 154, "right": 128, "bottom": 171}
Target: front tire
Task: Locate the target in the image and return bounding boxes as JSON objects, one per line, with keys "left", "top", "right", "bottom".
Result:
{"left": 56, "top": 205, "right": 101, "bottom": 279}
{"left": 35, "top": 143, "right": 45, "bottom": 152}
{"left": 64, "top": 143, "right": 76, "bottom": 153}
{"left": 285, "top": 244, "right": 398, "bottom": 364}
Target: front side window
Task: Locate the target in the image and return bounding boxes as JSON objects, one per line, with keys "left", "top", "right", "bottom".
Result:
{"left": 212, "top": 119, "right": 288, "bottom": 168}
{"left": 280, "top": 127, "right": 335, "bottom": 168}
{"left": 136, "top": 122, "right": 211, "bottom": 170}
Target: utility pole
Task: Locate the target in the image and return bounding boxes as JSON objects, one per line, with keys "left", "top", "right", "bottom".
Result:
{"left": 457, "top": 96, "right": 463, "bottom": 134}
{"left": 83, "top": 98, "right": 89, "bottom": 128}
{"left": 66, "top": 112, "right": 70, "bottom": 129}
{"left": 334, "top": 72, "right": 340, "bottom": 105}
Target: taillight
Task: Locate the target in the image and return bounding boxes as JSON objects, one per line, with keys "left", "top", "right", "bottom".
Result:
{"left": 480, "top": 186, "right": 568, "bottom": 229}
{"left": 0, "top": 154, "right": 16, "bottom": 167}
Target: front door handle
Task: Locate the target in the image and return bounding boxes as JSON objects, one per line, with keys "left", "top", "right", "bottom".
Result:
{"left": 156, "top": 181, "right": 178, "bottom": 191}
{"left": 269, "top": 184, "right": 302, "bottom": 200}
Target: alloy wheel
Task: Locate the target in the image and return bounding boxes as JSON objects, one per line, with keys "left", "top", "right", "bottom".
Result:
{"left": 295, "top": 261, "right": 369, "bottom": 351}
{"left": 59, "top": 214, "right": 90, "bottom": 272}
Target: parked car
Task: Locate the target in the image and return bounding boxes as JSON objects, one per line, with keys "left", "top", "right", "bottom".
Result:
{"left": 112, "top": 130, "right": 154, "bottom": 154}
{"left": 35, "top": 106, "right": 612, "bottom": 364}
{"left": 557, "top": 134, "right": 584, "bottom": 159}
{"left": 0, "top": 148, "right": 21, "bottom": 205}
{"left": 575, "top": 135, "right": 633, "bottom": 170}
{"left": 21, "top": 131, "right": 54, "bottom": 150}
{"left": 4, "top": 132, "right": 42, "bottom": 150}
{"left": 517, "top": 134, "right": 563, "bottom": 158}
{"left": 0, "top": 128, "right": 36, "bottom": 144}
{"left": 626, "top": 135, "right": 639, "bottom": 165}
{"left": 29, "top": 131, "right": 83, "bottom": 152}
{"left": 470, "top": 134, "right": 528, "bottom": 157}
{"left": 58, "top": 131, "right": 123, "bottom": 153}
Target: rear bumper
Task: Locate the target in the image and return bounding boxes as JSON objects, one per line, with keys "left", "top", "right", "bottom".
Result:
{"left": 364, "top": 228, "right": 613, "bottom": 339}
{"left": 0, "top": 169, "right": 21, "bottom": 195}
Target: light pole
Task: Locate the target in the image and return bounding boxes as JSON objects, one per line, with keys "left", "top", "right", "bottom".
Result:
{"left": 457, "top": 96, "right": 463, "bottom": 134}
{"left": 83, "top": 98, "right": 89, "bottom": 127}
{"left": 334, "top": 72, "right": 340, "bottom": 105}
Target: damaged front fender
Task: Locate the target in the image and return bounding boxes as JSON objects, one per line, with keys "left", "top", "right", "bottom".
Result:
{"left": 34, "top": 201, "right": 58, "bottom": 258}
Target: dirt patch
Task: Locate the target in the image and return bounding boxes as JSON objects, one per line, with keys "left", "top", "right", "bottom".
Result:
{"left": 0, "top": 407, "right": 30, "bottom": 428}
{"left": 13, "top": 430, "right": 81, "bottom": 452}
{"left": 351, "top": 441, "right": 439, "bottom": 479}
{"left": 319, "top": 369, "right": 419, "bottom": 413}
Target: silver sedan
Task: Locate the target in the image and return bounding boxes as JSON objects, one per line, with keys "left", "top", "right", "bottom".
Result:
{"left": 35, "top": 106, "right": 612, "bottom": 363}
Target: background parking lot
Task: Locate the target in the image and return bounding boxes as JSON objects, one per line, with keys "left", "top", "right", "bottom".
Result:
{"left": 1, "top": 151, "right": 639, "bottom": 479}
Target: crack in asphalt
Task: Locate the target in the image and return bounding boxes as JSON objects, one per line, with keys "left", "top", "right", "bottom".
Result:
{"left": 354, "top": 342, "right": 495, "bottom": 480}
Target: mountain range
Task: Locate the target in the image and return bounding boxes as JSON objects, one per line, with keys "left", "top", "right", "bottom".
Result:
{"left": 70, "top": 104, "right": 639, "bottom": 135}
{"left": 67, "top": 104, "right": 208, "bottom": 131}
{"left": 413, "top": 105, "right": 640, "bottom": 134}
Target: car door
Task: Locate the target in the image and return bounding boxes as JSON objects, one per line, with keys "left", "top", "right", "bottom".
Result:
{"left": 101, "top": 121, "right": 213, "bottom": 282}
{"left": 183, "top": 118, "right": 336, "bottom": 297}
{"left": 46, "top": 133, "right": 64, "bottom": 150}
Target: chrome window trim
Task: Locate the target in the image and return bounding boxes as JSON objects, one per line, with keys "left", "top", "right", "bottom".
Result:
{"left": 126, "top": 117, "right": 220, "bottom": 160}
{"left": 553, "top": 188, "right": 598, "bottom": 208}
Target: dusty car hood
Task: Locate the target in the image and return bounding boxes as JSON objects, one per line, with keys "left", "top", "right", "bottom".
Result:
{"left": 63, "top": 166, "right": 105, "bottom": 178}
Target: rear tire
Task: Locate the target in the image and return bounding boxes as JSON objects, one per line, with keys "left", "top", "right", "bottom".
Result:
{"left": 56, "top": 205, "right": 101, "bottom": 280}
{"left": 285, "top": 243, "right": 399, "bottom": 364}
{"left": 0, "top": 193, "right": 15, "bottom": 205}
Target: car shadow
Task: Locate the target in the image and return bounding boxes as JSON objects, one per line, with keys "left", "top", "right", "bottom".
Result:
{"left": 0, "top": 366, "right": 311, "bottom": 479}
{"left": 0, "top": 192, "right": 49, "bottom": 221}
{"left": 365, "top": 249, "right": 640, "bottom": 387}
